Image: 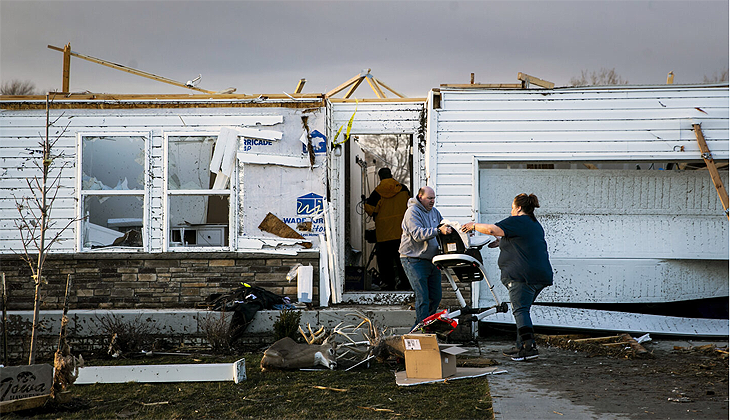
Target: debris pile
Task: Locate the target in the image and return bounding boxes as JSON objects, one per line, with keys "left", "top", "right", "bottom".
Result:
{"left": 672, "top": 343, "right": 729, "bottom": 359}
{"left": 537, "top": 333, "right": 654, "bottom": 359}
{"left": 260, "top": 311, "right": 403, "bottom": 372}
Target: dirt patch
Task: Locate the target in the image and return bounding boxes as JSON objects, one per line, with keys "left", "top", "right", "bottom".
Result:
{"left": 482, "top": 332, "right": 729, "bottom": 419}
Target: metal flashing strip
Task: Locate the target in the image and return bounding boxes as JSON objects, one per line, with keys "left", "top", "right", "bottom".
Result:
{"left": 75, "top": 358, "right": 246, "bottom": 384}
{"left": 394, "top": 366, "right": 506, "bottom": 386}
{"left": 484, "top": 306, "right": 729, "bottom": 337}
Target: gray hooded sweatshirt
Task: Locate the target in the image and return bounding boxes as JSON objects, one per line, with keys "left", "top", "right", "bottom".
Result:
{"left": 398, "top": 197, "right": 443, "bottom": 260}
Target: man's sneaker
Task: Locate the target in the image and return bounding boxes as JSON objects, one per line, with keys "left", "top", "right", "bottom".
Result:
{"left": 502, "top": 346, "right": 521, "bottom": 357}
{"left": 511, "top": 344, "right": 539, "bottom": 361}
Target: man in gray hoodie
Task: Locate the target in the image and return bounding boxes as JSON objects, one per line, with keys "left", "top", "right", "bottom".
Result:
{"left": 399, "top": 186, "right": 453, "bottom": 326}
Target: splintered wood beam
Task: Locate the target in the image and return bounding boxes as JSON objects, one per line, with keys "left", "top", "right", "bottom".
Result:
{"left": 517, "top": 72, "right": 555, "bottom": 89}
{"left": 693, "top": 124, "right": 729, "bottom": 218}
{"left": 365, "top": 75, "right": 386, "bottom": 98}
{"left": 295, "top": 78, "right": 306, "bottom": 93}
{"left": 48, "top": 44, "right": 216, "bottom": 94}
{"left": 62, "top": 43, "right": 71, "bottom": 93}
{"left": 372, "top": 77, "right": 406, "bottom": 98}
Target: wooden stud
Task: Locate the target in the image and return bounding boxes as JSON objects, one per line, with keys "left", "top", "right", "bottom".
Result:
{"left": 343, "top": 77, "right": 365, "bottom": 99}
{"left": 325, "top": 73, "right": 364, "bottom": 98}
{"left": 0, "top": 395, "right": 50, "bottom": 414}
{"left": 667, "top": 71, "right": 674, "bottom": 84}
{"left": 49, "top": 45, "right": 216, "bottom": 94}
{"left": 62, "top": 43, "right": 71, "bottom": 93}
{"left": 470, "top": 73, "right": 475, "bottom": 84}
{"left": 372, "top": 77, "right": 406, "bottom": 98}
{"left": 365, "top": 75, "right": 386, "bottom": 99}
{"left": 693, "top": 124, "right": 729, "bottom": 218}
{"left": 295, "top": 78, "right": 306, "bottom": 94}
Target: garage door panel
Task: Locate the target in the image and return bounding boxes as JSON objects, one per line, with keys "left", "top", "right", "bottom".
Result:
{"left": 477, "top": 167, "right": 729, "bottom": 306}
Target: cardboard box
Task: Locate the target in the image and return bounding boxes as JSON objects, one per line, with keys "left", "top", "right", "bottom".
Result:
{"left": 402, "top": 334, "right": 467, "bottom": 379}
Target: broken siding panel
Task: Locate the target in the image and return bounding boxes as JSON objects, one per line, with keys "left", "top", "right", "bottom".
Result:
{"left": 485, "top": 305, "right": 729, "bottom": 336}
{"left": 236, "top": 108, "right": 327, "bottom": 250}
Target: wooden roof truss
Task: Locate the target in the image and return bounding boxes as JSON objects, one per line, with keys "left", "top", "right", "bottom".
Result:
{"left": 325, "top": 69, "right": 406, "bottom": 99}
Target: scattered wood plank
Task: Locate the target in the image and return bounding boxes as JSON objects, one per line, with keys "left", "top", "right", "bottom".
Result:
{"left": 694, "top": 123, "right": 729, "bottom": 218}
{"left": 537, "top": 333, "right": 652, "bottom": 359}
{"left": 517, "top": 72, "right": 555, "bottom": 89}
{"left": 313, "top": 386, "right": 347, "bottom": 392}
{"left": 0, "top": 395, "right": 50, "bottom": 414}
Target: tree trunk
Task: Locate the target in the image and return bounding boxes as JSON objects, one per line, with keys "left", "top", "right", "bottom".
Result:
{"left": 28, "top": 278, "right": 42, "bottom": 365}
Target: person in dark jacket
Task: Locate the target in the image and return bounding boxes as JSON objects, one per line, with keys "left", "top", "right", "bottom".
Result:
{"left": 365, "top": 167, "right": 411, "bottom": 290}
{"left": 462, "top": 193, "right": 553, "bottom": 361}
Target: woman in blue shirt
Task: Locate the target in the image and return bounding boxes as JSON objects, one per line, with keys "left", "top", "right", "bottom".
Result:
{"left": 462, "top": 193, "right": 553, "bottom": 361}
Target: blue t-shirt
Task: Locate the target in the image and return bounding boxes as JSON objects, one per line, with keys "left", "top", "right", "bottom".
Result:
{"left": 495, "top": 215, "right": 553, "bottom": 286}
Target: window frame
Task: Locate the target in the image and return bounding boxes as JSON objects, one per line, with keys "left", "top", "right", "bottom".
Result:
{"left": 76, "top": 131, "right": 152, "bottom": 252}
{"left": 162, "top": 131, "right": 238, "bottom": 252}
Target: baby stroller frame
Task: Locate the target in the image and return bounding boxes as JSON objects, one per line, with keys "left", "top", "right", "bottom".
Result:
{"left": 432, "top": 232, "right": 509, "bottom": 324}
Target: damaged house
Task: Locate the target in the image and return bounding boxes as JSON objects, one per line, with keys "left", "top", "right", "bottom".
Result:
{"left": 1, "top": 74, "right": 728, "bottom": 346}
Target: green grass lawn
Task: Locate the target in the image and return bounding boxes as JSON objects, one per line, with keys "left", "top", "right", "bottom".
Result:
{"left": 6, "top": 354, "right": 494, "bottom": 419}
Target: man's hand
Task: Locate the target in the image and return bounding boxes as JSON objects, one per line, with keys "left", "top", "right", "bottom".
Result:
{"left": 438, "top": 224, "right": 453, "bottom": 235}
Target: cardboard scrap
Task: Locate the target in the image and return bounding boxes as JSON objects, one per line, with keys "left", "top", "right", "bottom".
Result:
{"left": 395, "top": 366, "right": 507, "bottom": 386}
{"left": 258, "top": 213, "right": 312, "bottom": 248}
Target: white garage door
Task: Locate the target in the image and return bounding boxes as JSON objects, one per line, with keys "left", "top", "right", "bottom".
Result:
{"left": 477, "top": 168, "right": 729, "bottom": 307}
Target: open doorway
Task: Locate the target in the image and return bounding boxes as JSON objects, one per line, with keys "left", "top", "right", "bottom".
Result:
{"left": 344, "top": 134, "right": 413, "bottom": 292}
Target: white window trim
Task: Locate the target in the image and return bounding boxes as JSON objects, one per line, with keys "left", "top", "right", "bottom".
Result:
{"left": 163, "top": 131, "right": 238, "bottom": 252}
{"left": 76, "top": 131, "right": 152, "bottom": 252}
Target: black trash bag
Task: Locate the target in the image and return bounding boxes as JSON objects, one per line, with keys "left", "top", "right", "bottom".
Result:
{"left": 206, "top": 284, "right": 291, "bottom": 344}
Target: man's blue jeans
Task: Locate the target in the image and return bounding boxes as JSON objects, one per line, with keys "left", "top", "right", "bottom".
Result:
{"left": 401, "top": 257, "right": 442, "bottom": 326}
{"left": 506, "top": 281, "right": 546, "bottom": 346}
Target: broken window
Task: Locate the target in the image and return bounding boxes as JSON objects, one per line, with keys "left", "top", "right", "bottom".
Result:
{"left": 166, "top": 135, "right": 233, "bottom": 249}
{"left": 79, "top": 135, "right": 147, "bottom": 250}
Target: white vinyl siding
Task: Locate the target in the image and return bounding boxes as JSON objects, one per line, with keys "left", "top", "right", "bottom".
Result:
{"left": 427, "top": 84, "right": 729, "bottom": 307}
{"left": 0, "top": 106, "right": 322, "bottom": 254}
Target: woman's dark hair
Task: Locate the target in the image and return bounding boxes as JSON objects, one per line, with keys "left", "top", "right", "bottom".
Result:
{"left": 514, "top": 193, "right": 540, "bottom": 221}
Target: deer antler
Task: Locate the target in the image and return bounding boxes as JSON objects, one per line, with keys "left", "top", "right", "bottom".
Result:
{"left": 347, "top": 311, "right": 388, "bottom": 347}
{"left": 298, "top": 324, "right": 327, "bottom": 345}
